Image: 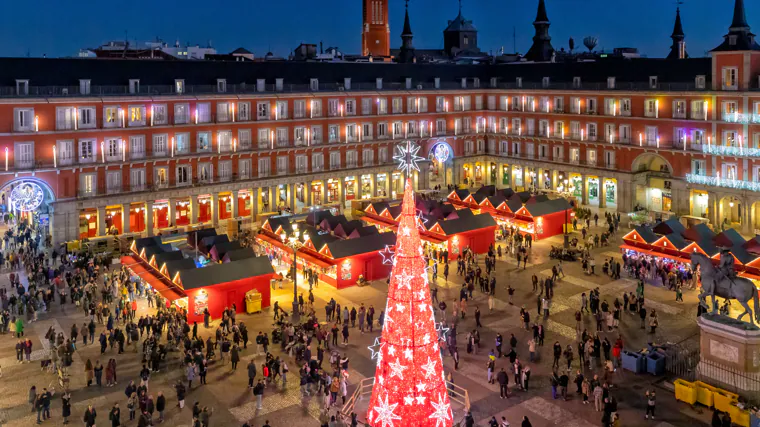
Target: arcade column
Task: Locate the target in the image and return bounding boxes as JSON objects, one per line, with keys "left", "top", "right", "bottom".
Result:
{"left": 321, "top": 179, "right": 328, "bottom": 204}
{"left": 598, "top": 177, "right": 607, "bottom": 209}
{"left": 581, "top": 175, "right": 589, "bottom": 205}
{"left": 369, "top": 174, "right": 376, "bottom": 197}
{"left": 417, "top": 161, "right": 430, "bottom": 190}
{"left": 190, "top": 196, "right": 199, "bottom": 224}
{"left": 250, "top": 188, "right": 258, "bottom": 221}
{"left": 211, "top": 193, "right": 219, "bottom": 227}
{"left": 97, "top": 206, "right": 107, "bottom": 237}
{"left": 231, "top": 192, "right": 239, "bottom": 219}
{"left": 145, "top": 201, "right": 154, "bottom": 237}
{"left": 168, "top": 198, "right": 176, "bottom": 227}
{"left": 339, "top": 179, "right": 346, "bottom": 206}
{"left": 121, "top": 204, "right": 131, "bottom": 234}
{"left": 304, "top": 183, "right": 312, "bottom": 208}
{"left": 289, "top": 184, "right": 296, "bottom": 212}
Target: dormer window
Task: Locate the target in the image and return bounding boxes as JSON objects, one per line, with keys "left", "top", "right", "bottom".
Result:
{"left": 516, "top": 77, "right": 523, "bottom": 88}
{"left": 607, "top": 77, "right": 616, "bottom": 89}
{"left": 216, "top": 79, "right": 227, "bottom": 93}
{"left": 406, "top": 78, "right": 412, "bottom": 90}
{"left": 542, "top": 77, "right": 550, "bottom": 88}
{"left": 434, "top": 78, "right": 440, "bottom": 89}
{"left": 129, "top": 79, "right": 140, "bottom": 94}
{"left": 310, "top": 78, "right": 319, "bottom": 91}
{"left": 461, "top": 78, "right": 467, "bottom": 89}
{"left": 16, "top": 80, "right": 28, "bottom": 96}
{"left": 275, "top": 78, "right": 283, "bottom": 91}
{"left": 473, "top": 78, "right": 480, "bottom": 88}
{"left": 573, "top": 77, "right": 581, "bottom": 88}
{"left": 79, "top": 79, "right": 91, "bottom": 95}
{"left": 490, "top": 77, "right": 497, "bottom": 87}
{"left": 695, "top": 75, "right": 706, "bottom": 89}
{"left": 175, "top": 79, "right": 185, "bottom": 94}
{"left": 729, "top": 35, "right": 738, "bottom": 46}
{"left": 649, "top": 76, "right": 658, "bottom": 89}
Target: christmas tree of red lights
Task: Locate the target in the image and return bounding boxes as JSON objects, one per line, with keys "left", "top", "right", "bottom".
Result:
{"left": 366, "top": 177, "right": 452, "bottom": 427}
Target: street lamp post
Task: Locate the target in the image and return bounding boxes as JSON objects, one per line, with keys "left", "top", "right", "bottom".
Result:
{"left": 281, "top": 223, "right": 303, "bottom": 324}
{"left": 562, "top": 178, "right": 570, "bottom": 249}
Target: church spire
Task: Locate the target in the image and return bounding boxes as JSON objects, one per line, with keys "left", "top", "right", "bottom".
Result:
{"left": 730, "top": 0, "right": 750, "bottom": 31}
{"left": 711, "top": 0, "right": 760, "bottom": 52}
{"left": 667, "top": 7, "right": 687, "bottom": 59}
{"left": 525, "top": 0, "right": 554, "bottom": 62}
{"left": 398, "top": 0, "right": 416, "bottom": 63}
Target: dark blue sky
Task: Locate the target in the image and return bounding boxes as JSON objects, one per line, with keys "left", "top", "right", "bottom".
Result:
{"left": 0, "top": 0, "right": 755, "bottom": 58}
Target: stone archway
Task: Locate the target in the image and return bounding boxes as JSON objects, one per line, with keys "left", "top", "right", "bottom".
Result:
{"left": 631, "top": 152, "right": 674, "bottom": 174}
{"left": 0, "top": 178, "right": 56, "bottom": 214}
{"left": 718, "top": 195, "right": 743, "bottom": 230}
{"left": 427, "top": 140, "right": 454, "bottom": 187}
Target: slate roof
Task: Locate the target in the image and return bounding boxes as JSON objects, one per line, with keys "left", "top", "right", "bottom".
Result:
{"left": 681, "top": 223, "right": 715, "bottom": 242}
{"left": 152, "top": 250, "right": 185, "bottom": 266}
{"left": 661, "top": 232, "right": 689, "bottom": 250}
{"left": 730, "top": 246, "right": 756, "bottom": 264}
{"left": 142, "top": 244, "right": 171, "bottom": 260}
{"left": 187, "top": 228, "right": 216, "bottom": 247}
{"left": 451, "top": 189, "right": 471, "bottom": 201}
{"left": 162, "top": 258, "right": 197, "bottom": 279}
{"left": 653, "top": 219, "right": 686, "bottom": 236}
{"left": 354, "top": 226, "right": 380, "bottom": 237}
{"left": 523, "top": 198, "right": 571, "bottom": 217}
{"left": 134, "top": 236, "right": 162, "bottom": 252}
{"left": 222, "top": 248, "right": 257, "bottom": 262}
{"left": 439, "top": 213, "right": 497, "bottom": 235}
{"left": 445, "top": 11, "right": 478, "bottom": 32}
{"left": 178, "top": 256, "right": 275, "bottom": 290}
{"left": 201, "top": 234, "right": 229, "bottom": 250}
{"left": 507, "top": 198, "right": 523, "bottom": 213}
{"left": 320, "top": 214, "right": 348, "bottom": 231}
{"left": 632, "top": 226, "right": 659, "bottom": 244}
{"left": 306, "top": 209, "right": 334, "bottom": 227}
{"left": 368, "top": 202, "right": 390, "bottom": 215}
{"left": 713, "top": 228, "right": 746, "bottom": 248}
{"left": 696, "top": 239, "right": 720, "bottom": 257}
{"left": 475, "top": 185, "right": 495, "bottom": 196}
{"left": 210, "top": 241, "right": 242, "bottom": 259}
{"left": 324, "top": 232, "right": 397, "bottom": 259}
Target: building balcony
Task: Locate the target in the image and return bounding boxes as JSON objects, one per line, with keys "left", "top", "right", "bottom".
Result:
{"left": 686, "top": 173, "right": 760, "bottom": 192}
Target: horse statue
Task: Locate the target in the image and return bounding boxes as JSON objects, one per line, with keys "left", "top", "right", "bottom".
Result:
{"left": 690, "top": 252, "right": 760, "bottom": 325}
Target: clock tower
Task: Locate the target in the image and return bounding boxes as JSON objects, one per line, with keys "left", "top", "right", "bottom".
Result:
{"left": 362, "top": 0, "right": 390, "bottom": 57}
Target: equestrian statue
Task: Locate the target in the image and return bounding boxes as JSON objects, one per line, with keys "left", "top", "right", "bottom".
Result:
{"left": 690, "top": 251, "right": 760, "bottom": 325}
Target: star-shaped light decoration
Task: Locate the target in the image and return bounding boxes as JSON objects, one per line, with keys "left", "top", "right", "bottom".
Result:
{"left": 403, "top": 347, "right": 414, "bottom": 360}
{"left": 372, "top": 394, "right": 401, "bottom": 427}
{"left": 428, "top": 393, "right": 452, "bottom": 427}
{"left": 421, "top": 357, "right": 438, "bottom": 379}
{"left": 388, "top": 358, "right": 408, "bottom": 380}
{"left": 368, "top": 337, "right": 385, "bottom": 362}
{"left": 415, "top": 211, "right": 429, "bottom": 231}
{"left": 394, "top": 140, "right": 424, "bottom": 177}
{"left": 379, "top": 245, "right": 396, "bottom": 265}
{"left": 435, "top": 322, "right": 451, "bottom": 342}
{"left": 394, "top": 272, "right": 415, "bottom": 290}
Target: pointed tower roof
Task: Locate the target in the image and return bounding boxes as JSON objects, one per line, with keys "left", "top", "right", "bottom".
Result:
{"left": 398, "top": 0, "right": 416, "bottom": 63}
{"left": 730, "top": 0, "right": 750, "bottom": 31}
{"left": 402, "top": 3, "right": 413, "bottom": 36}
{"left": 525, "top": 0, "right": 555, "bottom": 62}
{"left": 672, "top": 7, "right": 684, "bottom": 37}
{"left": 712, "top": 0, "right": 760, "bottom": 52}
{"left": 535, "top": 0, "right": 549, "bottom": 23}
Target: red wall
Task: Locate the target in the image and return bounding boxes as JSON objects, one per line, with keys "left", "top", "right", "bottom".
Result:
{"left": 335, "top": 252, "right": 392, "bottom": 289}
{"left": 184, "top": 274, "right": 273, "bottom": 323}
{"left": 447, "top": 227, "right": 496, "bottom": 259}
{"left": 535, "top": 209, "right": 571, "bottom": 240}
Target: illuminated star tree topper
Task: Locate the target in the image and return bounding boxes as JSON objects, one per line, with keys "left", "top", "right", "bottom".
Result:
{"left": 394, "top": 141, "right": 424, "bottom": 179}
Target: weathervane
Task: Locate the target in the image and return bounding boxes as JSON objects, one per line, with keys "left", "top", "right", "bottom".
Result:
{"left": 393, "top": 140, "right": 424, "bottom": 179}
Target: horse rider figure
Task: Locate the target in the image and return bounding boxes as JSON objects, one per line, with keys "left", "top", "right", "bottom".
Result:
{"left": 715, "top": 249, "right": 737, "bottom": 293}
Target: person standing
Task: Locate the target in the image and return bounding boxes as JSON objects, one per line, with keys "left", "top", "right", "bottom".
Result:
{"left": 247, "top": 360, "right": 257, "bottom": 388}
{"left": 254, "top": 379, "right": 265, "bottom": 410}
{"left": 61, "top": 392, "right": 71, "bottom": 425}
{"left": 108, "top": 403, "right": 120, "bottom": 427}
{"left": 496, "top": 368, "right": 509, "bottom": 399}
{"left": 156, "top": 391, "right": 166, "bottom": 423}
{"left": 83, "top": 404, "right": 97, "bottom": 427}
{"left": 645, "top": 390, "right": 656, "bottom": 419}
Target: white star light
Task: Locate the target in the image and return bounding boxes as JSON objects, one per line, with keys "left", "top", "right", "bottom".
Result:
{"left": 372, "top": 394, "right": 402, "bottom": 427}
{"left": 394, "top": 140, "right": 424, "bottom": 176}
{"left": 400, "top": 226, "right": 411, "bottom": 236}
{"left": 416, "top": 382, "right": 428, "bottom": 392}
{"left": 418, "top": 302, "right": 429, "bottom": 312}
{"left": 404, "top": 395, "right": 415, "bottom": 405}
{"left": 421, "top": 357, "right": 437, "bottom": 379}
{"left": 380, "top": 245, "right": 396, "bottom": 265}
{"left": 415, "top": 395, "right": 427, "bottom": 405}
{"left": 415, "top": 211, "right": 429, "bottom": 230}
{"left": 423, "top": 334, "right": 431, "bottom": 344}
{"left": 395, "top": 303, "right": 406, "bottom": 313}
{"left": 428, "top": 394, "right": 452, "bottom": 427}
{"left": 368, "top": 337, "right": 385, "bottom": 363}
{"left": 388, "top": 358, "right": 408, "bottom": 379}
{"left": 395, "top": 272, "right": 415, "bottom": 290}
{"left": 403, "top": 347, "right": 414, "bottom": 360}
{"left": 387, "top": 345, "right": 397, "bottom": 356}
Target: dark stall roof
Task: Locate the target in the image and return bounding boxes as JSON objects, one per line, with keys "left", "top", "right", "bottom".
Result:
{"left": 632, "top": 226, "right": 659, "bottom": 244}
{"left": 152, "top": 250, "right": 185, "bottom": 266}
{"left": 653, "top": 218, "right": 686, "bottom": 236}
{"left": 134, "top": 236, "right": 162, "bottom": 252}
{"left": 697, "top": 239, "right": 720, "bottom": 257}
{"left": 309, "top": 232, "right": 340, "bottom": 250}
{"left": 162, "top": 258, "right": 197, "bottom": 280}
{"left": 523, "top": 198, "right": 571, "bottom": 217}
{"left": 187, "top": 228, "right": 217, "bottom": 247}
{"left": 368, "top": 202, "right": 390, "bottom": 215}
{"left": 223, "top": 248, "right": 257, "bottom": 262}
{"left": 661, "top": 232, "right": 689, "bottom": 250}
{"left": 143, "top": 244, "right": 172, "bottom": 260}
{"left": 321, "top": 214, "right": 348, "bottom": 230}
{"left": 201, "top": 234, "right": 229, "bottom": 250}
{"left": 730, "top": 246, "right": 757, "bottom": 265}
{"left": 306, "top": 209, "right": 334, "bottom": 227}
{"left": 211, "top": 241, "right": 242, "bottom": 258}
{"left": 178, "top": 256, "right": 275, "bottom": 290}
{"left": 499, "top": 188, "right": 516, "bottom": 199}
{"left": 385, "top": 205, "right": 403, "bottom": 219}
{"left": 515, "top": 192, "right": 532, "bottom": 203}
{"left": 713, "top": 228, "right": 746, "bottom": 248}
{"left": 451, "top": 189, "right": 471, "bottom": 200}
{"left": 471, "top": 193, "right": 489, "bottom": 204}
{"left": 526, "top": 195, "right": 550, "bottom": 204}
{"left": 681, "top": 223, "right": 715, "bottom": 242}
{"left": 354, "top": 226, "right": 380, "bottom": 237}
{"left": 743, "top": 237, "right": 760, "bottom": 255}
{"left": 506, "top": 198, "right": 523, "bottom": 213}
{"left": 475, "top": 185, "right": 496, "bottom": 196}
{"left": 265, "top": 216, "right": 293, "bottom": 234}
{"left": 325, "top": 232, "right": 397, "bottom": 259}
{"left": 439, "top": 213, "right": 497, "bottom": 235}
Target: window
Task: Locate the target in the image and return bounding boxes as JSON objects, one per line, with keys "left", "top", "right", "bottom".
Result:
{"left": 377, "top": 98, "right": 388, "bottom": 115}
{"left": 539, "top": 96, "right": 549, "bottom": 112}
{"left": 691, "top": 100, "right": 707, "bottom": 120}
{"left": 418, "top": 97, "right": 427, "bottom": 113}
{"left": 345, "top": 99, "right": 356, "bottom": 116}
{"left": 691, "top": 159, "right": 706, "bottom": 176}
{"left": 696, "top": 75, "right": 706, "bottom": 89}
{"left": 722, "top": 163, "right": 738, "bottom": 180}
{"left": 198, "top": 163, "right": 213, "bottom": 182}
{"left": 258, "top": 129, "right": 270, "bottom": 148}
{"left": 106, "top": 171, "right": 121, "bottom": 194}
{"left": 14, "top": 142, "right": 33, "bottom": 168}
{"left": 329, "top": 125, "right": 340, "bottom": 143}
{"left": 238, "top": 129, "right": 252, "bottom": 149}
{"left": 475, "top": 95, "right": 483, "bottom": 110}
{"left": 538, "top": 120, "right": 549, "bottom": 137}
{"left": 311, "top": 125, "right": 322, "bottom": 144}
{"left": 723, "top": 130, "right": 739, "bottom": 146}
{"left": 155, "top": 167, "right": 168, "bottom": 188}
{"left": 379, "top": 147, "right": 388, "bottom": 164}
{"left": 312, "top": 153, "right": 324, "bottom": 171}
{"left": 218, "top": 160, "right": 232, "bottom": 181}
{"left": 723, "top": 101, "right": 739, "bottom": 120}
{"left": 587, "top": 149, "right": 597, "bottom": 166}
{"left": 171, "top": 103, "right": 188, "bottom": 125}
{"left": 499, "top": 118, "right": 508, "bottom": 133}
{"left": 620, "top": 98, "right": 631, "bottom": 116}
{"left": 346, "top": 124, "right": 358, "bottom": 142}
{"left": 217, "top": 102, "right": 231, "bottom": 122}
{"left": 693, "top": 129, "right": 706, "bottom": 146}
{"left": 378, "top": 122, "right": 388, "bottom": 139}
{"left": 105, "top": 138, "right": 120, "bottom": 161}
{"left": 128, "top": 105, "right": 146, "bottom": 126}
{"left": 511, "top": 118, "right": 521, "bottom": 136}
{"left": 539, "top": 144, "right": 549, "bottom": 159}
{"left": 570, "top": 121, "right": 580, "bottom": 139}
{"left": 129, "top": 79, "right": 140, "bottom": 94}
{"left": 152, "top": 104, "right": 167, "bottom": 125}
{"left": 436, "top": 96, "right": 445, "bottom": 112}
{"left": 362, "top": 98, "right": 373, "bottom": 115}
{"left": 525, "top": 119, "right": 535, "bottom": 136}
{"left": 346, "top": 150, "right": 358, "bottom": 168}
{"left": 294, "top": 100, "right": 306, "bottom": 119}
{"left": 196, "top": 132, "right": 211, "bottom": 153}
{"left": 56, "top": 107, "right": 76, "bottom": 130}
{"left": 554, "top": 97, "right": 564, "bottom": 113}
{"left": 196, "top": 103, "right": 211, "bottom": 123}
{"left": 216, "top": 79, "right": 226, "bottom": 93}
{"left": 674, "top": 128, "right": 687, "bottom": 145}
{"left": 673, "top": 100, "right": 687, "bottom": 119}
{"left": 587, "top": 123, "right": 598, "bottom": 141}
{"left": 294, "top": 127, "right": 306, "bottom": 146}
{"left": 80, "top": 174, "right": 96, "bottom": 196}
{"left": 130, "top": 135, "right": 145, "bottom": 159}
{"left": 311, "top": 100, "right": 322, "bottom": 117}
{"left": 15, "top": 80, "right": 28, "bottom": 96}
{"left": 130, "top": 168, "right": 146, "bottom": 191}
{"left": 552, "top": 145, "right": 563, "bottom": 161}
{"left": 435, "top": 119, "right": 446, "bottom": 136}
{"left": 362, "top": 123, "right": 373, "bottom": 141}
{"left": 462, "top": 117, "right": 471, "bottom": 134}
{"left": 649, "top": 76, "right": 658, "bottom": 89}
{"left": 328, "top": 99, "right": 340, "bottom": 116}
{"left": 569, "top": 148, "right": 580, "bottom": 164}
{"left": 570, "top": 97, "right": 581, "bottom": 114}
{"left": 276, "top": 101, "right": 288, "bottom": 119}
{"left": 525, "top": 96, "right": 535, "bottom": 112}
{"left": 14, "top": 108, "right": 34, "bottom": 132}
{"left": 238, "top": 102, "right": 251, "bottom": 121}
{"left": 646, "top": 126, "right": 658, "bottom": 145}
{"left": 619, "top": 125, "right": 631, "bottom": 143}
{"left": 79, "top": 139, "right": 95, "bottom": 163}
{"left": 330, "top": 151, "right": 341, "bottom": 170}
{"left": 392, "top": 97, "right": 403, "bottom": 114}
{"left": 604, "top": 98, "right": 616, "bottom": 116}
{"left": 218, "top": 131, "right": 232, "bottom": 152}
{"left": 310, "top": 78, "right": 319, "bottom": 91}
{"left": 362, "top": 148, "right": 374, "bottom": 166}
{"left": 175, "top": 79, "right": 185, "bottom": 94}
{"left": 57, "top": 140, "right": 74, "bottom": 165}
{"left": 604, "top": 123, "right": 616, "bottom": 143}
{"left": 258, "top": 158, "right": 271, "bottom": 177}
{"left": 586, "top": 98, "right": 597, "bottom": 113}
{"left": 645, "top": 99, "right": 658, "bottom": 118}
{"left": 553, "top": 121, "right": 564, "bottom": 138}
{"left": 722, "top": 67, "right": 738, "bottom": 90}
{"left": 499, "top": 96, "right": 508, "bottom": 111}
{"left": 464, "top": 140, "right": 474, "bottom": 155}
{"left": 276, "top": 128, "right": 288, "bottom": 146}
{"left": 257, "top": 102, "right": 270, "bottom": 120}
{"left": 176, "top": 164, "right": 191, "bottom": 185}
{"left": 239, "top": 159, "right": 252, "bottom": 179}
{"left": 604, "top": 151, "right": 615, "bottom": 168}
{"left": 393, "top": 122, "right": 403, "bottom": 138}
{"left": 153, "top": 134, "right": 168, "bottom": 156}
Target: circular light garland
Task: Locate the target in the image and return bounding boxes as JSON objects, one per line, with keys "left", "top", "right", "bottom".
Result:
{"left": 9, "top": 181, "right": 44, "bottom": 212}
{"left": 432, "top": 143, "right": 450, "bottom": 164}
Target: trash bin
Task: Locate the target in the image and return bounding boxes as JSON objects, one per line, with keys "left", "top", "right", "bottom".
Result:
{"left": 621, "top": 350, "right": 645, "bottom": 373}
{"left": 674, "top": 379, "right": 697, "bottom": 405}
{"left": 694, "top": 381, "right": 717, "bottom": 408}
{"left": 646, "top": 352, "right": 665, "bottom": 375}
{"left": 714, "top": 389, "right": 738, "bottom": 413}
{"left": 730, "top": 405, "right": 751, "bottom": 427}
{"left": 245, "top": 289, "right": 262, "bottom": 314}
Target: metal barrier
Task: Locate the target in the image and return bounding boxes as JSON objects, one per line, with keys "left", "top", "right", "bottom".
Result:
{"left": 341, "top": 377, "right": 470, "bottom": 423}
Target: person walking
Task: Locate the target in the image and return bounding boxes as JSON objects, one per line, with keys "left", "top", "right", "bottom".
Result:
{"left": 247, "top": 360, "right": 257, "bottom": 388}
{"left": 61, "top": 392, "right": 71, "bottom": 425}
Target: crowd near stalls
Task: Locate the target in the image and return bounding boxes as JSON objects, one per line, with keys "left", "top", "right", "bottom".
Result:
{"left": 256, "top": 210, "right": 396, "bottom": 289}
{"left": 448, "top": 185, "right": 573, "bottom": 241}
{"left": 621, "top": 219, "right": 760, "bottom": 290}
{"left": 125, "top": 232, "right": 275, "bottom": 322}
{"left": 364, "top": 195, "right": 497, "bottom": 259}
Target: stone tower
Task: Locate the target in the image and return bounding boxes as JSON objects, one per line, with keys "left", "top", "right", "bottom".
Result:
{"left": 667, "top": 7, "right": 687, "bottom": 59}
{"left": 398, "top": 0, "right": 416, "bottom": 63}
{"left": 362, "top": 0, "right": 391, "bottom": 57}
{"left": 525, "top": 0, "right": 555, "bottom": 62}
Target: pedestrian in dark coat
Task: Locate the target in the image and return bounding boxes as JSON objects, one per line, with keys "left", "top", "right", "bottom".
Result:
{"left": 83, "top": 405, "right": 97, "bottom": 427}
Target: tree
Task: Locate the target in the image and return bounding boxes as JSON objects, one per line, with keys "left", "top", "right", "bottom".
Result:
{"left": 366, "top": 178, "right": 452, "bottom": 427}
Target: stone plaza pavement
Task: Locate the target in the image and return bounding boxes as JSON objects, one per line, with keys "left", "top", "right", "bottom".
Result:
{"left": 0, "top": 221, "right": 716, "bottom": 427}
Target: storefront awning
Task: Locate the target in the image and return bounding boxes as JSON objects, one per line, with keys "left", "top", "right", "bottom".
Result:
{"left": 620, "top": 244, "right": 691, "bottom": 264}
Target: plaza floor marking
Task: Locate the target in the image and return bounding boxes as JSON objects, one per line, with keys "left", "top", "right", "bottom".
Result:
{"left": 640, "top": 297, "right": 683, "bottom": 316}
{"left": 539, "top": 270, "right": 598, "bottom": 290}
{"left": 602, "top": 251, "right": 623, "bottom": 258}
{"left": 545, "top": 319, "right": 578, "bottom": 341}
{"left": 521, "top": 396, "right": 596, "bottom": 427}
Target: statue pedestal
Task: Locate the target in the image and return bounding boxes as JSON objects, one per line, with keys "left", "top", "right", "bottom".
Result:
{"left": 697, "top": 314, "right": 760, "bottom": 392}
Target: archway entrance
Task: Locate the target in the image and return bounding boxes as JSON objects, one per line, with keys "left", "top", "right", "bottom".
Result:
{"left": 428, "top": 142, "right": 453, "bottom": 188}
{"left": 0, "top": 179, "right": 55, "bottom": 235}
{"left": 631, "top": 153, "right": 674, "bottom": 214}
{"left": 719, "top": 196, "right": 742, "bottom": 231}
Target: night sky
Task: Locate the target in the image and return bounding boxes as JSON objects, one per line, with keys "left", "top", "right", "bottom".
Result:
{"left": 0, "top": 0, "right": 755, "bottom": 59}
